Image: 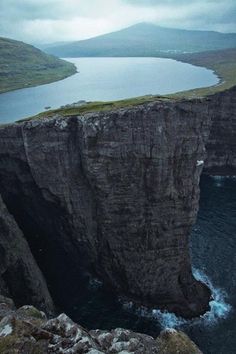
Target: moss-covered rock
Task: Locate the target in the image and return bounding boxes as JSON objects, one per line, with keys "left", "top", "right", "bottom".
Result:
{"left": 16, "top": 306, "right": 46, "bottom": 321}
{"left": 156, "top": 329, "right": 203, "bottom": 354}
{"left": 0, "top": 298, "right": 203, "bottom": 354}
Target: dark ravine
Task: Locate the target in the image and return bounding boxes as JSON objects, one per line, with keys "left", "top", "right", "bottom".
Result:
{"left": 0, "top": 86, "right": 235, "bottom": 322}
{"left": 0, "top": 195, "right": 54, "bottom": 314}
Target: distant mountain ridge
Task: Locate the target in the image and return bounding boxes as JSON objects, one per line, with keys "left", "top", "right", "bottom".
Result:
{"left": 0, "top": 37, "right": 76, "bottom": 93}
{"left": 45, "top": 23, "right": 236, "bottom": 57}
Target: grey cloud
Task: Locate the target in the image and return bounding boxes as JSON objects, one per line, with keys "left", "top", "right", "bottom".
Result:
{"left": 0, "top": 0, "right": 76, "bottom": 21}
{"left": 0, "top": 0, "right": 235, "bottom": 44}
{"left": 124, "top": 0, "right": 236, "bottom": 32}
{"left": 124, "top": 0, "right": 227, "bottom": 5}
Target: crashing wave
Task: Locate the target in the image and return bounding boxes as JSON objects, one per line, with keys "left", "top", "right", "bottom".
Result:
{"left": 122, "top": 268, "right": 231, "bottom": 329}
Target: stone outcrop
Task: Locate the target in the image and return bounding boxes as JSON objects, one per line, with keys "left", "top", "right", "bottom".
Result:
{"left": 0, "top": 97, "right": 213, "bottom": 318}
{"left": 0, "top": 297, "right": 202, "bottom": 354}
{"left": 0, "top": 195, "right": 54, "bottom": 314}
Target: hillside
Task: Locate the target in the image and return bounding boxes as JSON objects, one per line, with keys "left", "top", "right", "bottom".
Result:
{"left": 45, "top": 23, "right": 236, "bottom": 57}
{"left": 0, "top": 37, "right": 76, "bottom": 93}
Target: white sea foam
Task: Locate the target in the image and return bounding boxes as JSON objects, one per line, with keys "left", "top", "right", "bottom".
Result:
{"left": 192, "top": 268, "right": 231, "bottom": 326}
{"left": 151, "top": 309, "right": 187, "bottom": 328}
{"left": 122, "top": 268, "right": 231, "bottom": 329}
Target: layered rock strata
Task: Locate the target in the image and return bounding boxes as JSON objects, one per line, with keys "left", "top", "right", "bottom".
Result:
{"left": 204, "top": 86, "right": 236, "bottom": 174}
{"left": 0, "top": 97, "right": 213, "bottom": 317}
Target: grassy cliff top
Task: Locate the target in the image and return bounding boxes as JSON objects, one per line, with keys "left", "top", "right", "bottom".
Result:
{"left": 0, "top": 37, "right": 76, "bottom": 93}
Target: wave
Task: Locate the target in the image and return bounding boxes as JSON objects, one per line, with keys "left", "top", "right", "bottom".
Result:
{"left": 192, "top": 268, "right": 231, "bottom": 326}
{"left": 122, "top": 268, "right": 231, "bottom": 329}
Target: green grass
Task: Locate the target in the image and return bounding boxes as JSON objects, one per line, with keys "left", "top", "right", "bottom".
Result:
{"left": 17, "top": 95, "right": 172, "bottom": 123}
{"left": 0, "top": 37, "right": 76, "bottom": 93}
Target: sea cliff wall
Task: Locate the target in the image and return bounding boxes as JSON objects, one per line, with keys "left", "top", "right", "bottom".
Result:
{"left": 0, "top": 86, "right": 235, "bottom": 318}
{"left": 204, "top": 86, "right": 236, "bottom": 174}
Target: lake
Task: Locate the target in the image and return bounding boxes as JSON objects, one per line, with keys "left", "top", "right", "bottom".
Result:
{"left": 0, "top": 57, "right": 218, "bottom": 123}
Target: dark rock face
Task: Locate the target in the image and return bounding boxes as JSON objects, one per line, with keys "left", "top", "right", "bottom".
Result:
{"left": 0, "top": 195, "right": 54, "bottom": 314}
{"left": 0, "top": 98, "right": 213, "bottom": 317}
{"left": 204, "top": 86, "right": 236, "bottom": 175}
{"left": 0, "top": 86, "right": 235, "bottom": 318}
{"left": 0, "top": 297, "right": 203, "bottom": 353}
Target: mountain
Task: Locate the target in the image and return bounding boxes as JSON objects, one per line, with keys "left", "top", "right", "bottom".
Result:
{"left": 45, "top": 23, "right": 236, "bottom": 58}
{"left": 0, "top": 37, "right": 76, "bottom": 93}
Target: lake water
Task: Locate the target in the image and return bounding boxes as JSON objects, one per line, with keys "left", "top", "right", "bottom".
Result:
{"left": 0, "top": 57, "right": 218, "bottom": 123}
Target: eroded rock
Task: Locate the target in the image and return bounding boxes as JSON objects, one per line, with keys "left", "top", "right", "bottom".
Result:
{"left": 0, "top": 299, "right": 203, "bottom": 354}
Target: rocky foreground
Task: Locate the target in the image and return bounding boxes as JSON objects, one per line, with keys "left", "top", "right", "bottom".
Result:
{"left": 0, "top": 297, "right": 202, "bottom": 354}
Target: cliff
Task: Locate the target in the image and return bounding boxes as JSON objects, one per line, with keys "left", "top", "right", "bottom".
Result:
{"left": 204, "top": 86, "right": 236, "bottom": 174}
{"left": 0, "top": 85, "right": 235, "bottom": 319}
{"left": 0, "top": 97, "right": 214, "bottom": 318}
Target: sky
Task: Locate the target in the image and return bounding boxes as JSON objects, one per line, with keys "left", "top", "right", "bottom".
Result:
{"left": 0, "top": 0, "right": 235, "bottom": 44}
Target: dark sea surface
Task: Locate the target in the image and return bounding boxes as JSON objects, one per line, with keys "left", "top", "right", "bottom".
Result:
{"left": 65, "top": 175, "right": 236, "bottom": 354}
{"left": 0, "top": 57, "right": 218, "bottom": 123}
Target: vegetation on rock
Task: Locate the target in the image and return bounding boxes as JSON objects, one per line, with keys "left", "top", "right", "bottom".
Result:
{"left": 0, "top": 37, "right": 76, "bottom": 94}
{"left": 0, "top": 297, "right": 203, "bottom": 353}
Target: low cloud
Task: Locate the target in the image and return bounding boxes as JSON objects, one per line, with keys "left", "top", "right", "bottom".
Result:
{"left": 0, "top": 0, "right": 235, "bottom": 44}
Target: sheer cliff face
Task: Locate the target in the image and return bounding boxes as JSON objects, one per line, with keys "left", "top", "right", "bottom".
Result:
{"left": 0, "top": 99, "right": 212, "bottom": 317}
{"left": 205, "top": 86, "right": 236, "bottom": 175}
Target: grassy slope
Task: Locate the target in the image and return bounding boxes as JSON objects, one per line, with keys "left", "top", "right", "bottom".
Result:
{"left": 169, "top": 48, "right": 236, "bottom": 98}
{"left": 17, "top": 48, "right": 236, "bottom": 123}
{"left": 0, "top": 37, "right": 77, "bottom": 93}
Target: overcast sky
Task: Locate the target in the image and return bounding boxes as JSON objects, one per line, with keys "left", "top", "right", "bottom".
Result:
{"left": 0, "top": 0, "right": 235, "bottom": 44}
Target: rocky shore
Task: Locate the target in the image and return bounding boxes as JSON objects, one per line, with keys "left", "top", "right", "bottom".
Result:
{"left": 0, "top": 296, "right": 202, "bottom": 353}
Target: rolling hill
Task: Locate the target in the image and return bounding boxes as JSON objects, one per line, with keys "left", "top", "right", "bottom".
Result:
{"left": 45, "top": 23, "right": 236, "bottom": 58}
{"left": 0, "top": 37, "right": 76, "bottom": 93}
